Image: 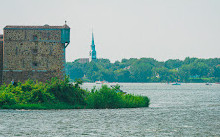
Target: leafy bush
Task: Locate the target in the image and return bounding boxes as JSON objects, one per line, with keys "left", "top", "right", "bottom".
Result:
{"left": 122, "top": 94, "right": 150, "bottom": 108}
{"left": 0, "top": 77, "right": 150, "bottom": 109}
{"left": 86, "top": 85, "right": 123, "bottom": 109}
{"left": 45, "top": 77, "right": 86, "bottom": 105}
{"left": 0, "top": 91, "right": 16, "bottom": 106}
{"left": 86, "top": 85, "right": 150, "bottom": 109}
{"left": 0, "top": 76, "right": 87, "bottom": 108}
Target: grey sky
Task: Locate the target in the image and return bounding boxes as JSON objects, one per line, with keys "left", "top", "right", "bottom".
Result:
{"left": 0, "top": 0, "right": 220, "bottom": 62}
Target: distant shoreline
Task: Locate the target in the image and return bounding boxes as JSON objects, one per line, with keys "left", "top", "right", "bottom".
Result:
{"left": 82, "top": 82, "right": 220, "bottom": 84}
{"left": 67, "top": 57, "right": 220, "bottom": 83}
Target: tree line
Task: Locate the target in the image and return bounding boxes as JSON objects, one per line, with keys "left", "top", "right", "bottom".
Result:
{"left": 66, "top": 57, "right": 220, "bottom": 83}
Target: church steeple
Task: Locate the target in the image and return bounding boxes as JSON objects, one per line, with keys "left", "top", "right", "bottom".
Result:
{"left": 92, "top": 32, "right": 95, "bottom": 45}
{"left": 89, "top": 31, "right": 97, "bottom": 62}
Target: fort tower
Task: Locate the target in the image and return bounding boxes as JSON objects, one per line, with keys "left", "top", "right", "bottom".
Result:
{"left": 1, "top": 24, "right": 70, "bottom": 84}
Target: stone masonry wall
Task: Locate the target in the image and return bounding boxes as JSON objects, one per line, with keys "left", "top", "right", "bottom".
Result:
{"left": 2, "top": 29, "right": 65, "bottom": 84}
{"left": 0, "top": 40, "right": 3, "bottom": 84}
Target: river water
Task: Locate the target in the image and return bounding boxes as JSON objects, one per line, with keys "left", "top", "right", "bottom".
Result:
{"left": 0, "top": 83, "right": 219, "bottom": 137}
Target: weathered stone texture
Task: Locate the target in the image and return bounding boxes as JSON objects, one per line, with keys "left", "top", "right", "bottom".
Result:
{"left": 2, "top": 71, "right": 60, "bottom": 84}
{"left": 2, "top": 26, "right": 69, "bottom": 84}
{"left": 4, "top": 29, "right": 61, "bottom": 42}
{"left": 0, "top": 37, "right": 3, "bottom": 85}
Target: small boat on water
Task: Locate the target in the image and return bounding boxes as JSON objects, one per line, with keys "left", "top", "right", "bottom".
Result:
{"left": 172, "top": 82, "right": 181, "bottom": 85}
{"left": 95, "top": 81, "right": 109, "bottom": 84}
{"left": 205, "top": 82, "right": 212, "bottom": 85}
{"left": 95, "top": 81, "right": 102, "bottom": 84}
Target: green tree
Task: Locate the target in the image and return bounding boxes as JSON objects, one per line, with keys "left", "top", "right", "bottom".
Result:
{"left": 130, "top": 62, "right": 153, "bottom": 82}
{"left": 214, "top": 66, "right": 220, "bottom": 78}
{"left": 115, "top": 69, "right": 131, "bottom": 82}
{"left": 165, "top": 59, "right": 182, "bottom": 69}
{"left": 178, "top": 65, "right": 191, "bottom": 82}
{"left": 154, "top": 67, "right": 176, "bottom": 82}
{"left": 65, "top": 57, "right": 220, "bottom": 83}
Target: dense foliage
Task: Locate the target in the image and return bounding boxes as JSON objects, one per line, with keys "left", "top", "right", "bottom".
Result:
{"left": 66, "top": 57, "right": 220, "bottom": 83}
{"left": 0, "top": 77, "right": 150, "bottom": 109}
{"left": 86, "top": 85, "right": 149, "bottom": 109}
{"left": 0, "top": 77, "right": 86, "bottom": 109}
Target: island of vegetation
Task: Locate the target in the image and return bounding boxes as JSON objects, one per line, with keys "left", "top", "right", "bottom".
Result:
{"left": 67, "top": 57, "right": 220, "bottom": 83}
{"left": 0, "top": 77, "right": 150, "bottom": 109}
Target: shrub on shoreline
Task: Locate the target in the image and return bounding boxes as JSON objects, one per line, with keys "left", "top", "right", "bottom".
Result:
{"left": 86, "top": 85, "right": 150, "bottom": 109}
{"left": 0, "top": 77, "right": 150, "bottom": 109}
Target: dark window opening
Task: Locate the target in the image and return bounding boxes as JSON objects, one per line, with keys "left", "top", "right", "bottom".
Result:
{"left": 49, "top": 46, "right": 53, "bottom": 55}
{"left": 16, "top": 47, "right": 18, "bottom": 55}
{"left": 32, "top": 62, "right": 38, "bottom": 67}
{"left": 46, "top": 59, "right": 49, "bottom": 68}
{"left": 47, "top": 32, "right": 50, "bottom": 39}
{"left": 32, "top": 49, "right": 38, "bottom": 54}
{"left": 25, "top": 31, "right": 27, "bottom": 40}
{"left": 33, "top": 35, "right": 38, "bottom": 41}
{"left": 22, "top": 60, "right": 25, "bottom": 68}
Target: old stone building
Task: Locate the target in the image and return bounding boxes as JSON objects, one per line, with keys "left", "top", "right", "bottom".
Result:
{"left": 0, "top": 24, "right": 70, "bottom": 84}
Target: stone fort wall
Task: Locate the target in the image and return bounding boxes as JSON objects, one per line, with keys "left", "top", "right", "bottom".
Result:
{"left": 2, "top": 28, "right": 66, "bottom": 84}
{"left": 0, "top": 35, "right": 3, "bottom": 85}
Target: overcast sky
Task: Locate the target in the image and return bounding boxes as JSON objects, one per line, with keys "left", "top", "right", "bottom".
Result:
{"left": 0, "top": 0, "right": 220, "bottom": 62}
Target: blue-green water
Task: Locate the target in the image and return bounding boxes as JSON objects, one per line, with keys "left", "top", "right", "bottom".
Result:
{"left": 0, "top": 83, "right": 219, "bottom": 137}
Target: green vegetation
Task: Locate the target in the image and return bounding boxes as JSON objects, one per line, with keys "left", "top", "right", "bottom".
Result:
{"left": 86, "top": 85, "right": 149, "bottom": 109}
{"left": 0, "top": 77, "right": 150, "bottom": 109}
{"left": 66, "top": 57, "right": 220, "bottom": 83}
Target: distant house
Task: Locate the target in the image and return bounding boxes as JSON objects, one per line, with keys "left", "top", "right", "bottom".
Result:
{"left": 123, "top": 66, "right": 131, "bottom": 70}
{"left": 77, "top": 58, "right": 89, "bottom": 64}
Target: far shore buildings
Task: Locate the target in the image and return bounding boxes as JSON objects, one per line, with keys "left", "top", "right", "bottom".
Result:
{"left": 77, "top": 32, "right": 97, "bottom": 63}
{"left": 0, "top": 23, "right": 70, "bottom": 84}
{"left": 77, "top": 58, "right": 89, "bottom": 64}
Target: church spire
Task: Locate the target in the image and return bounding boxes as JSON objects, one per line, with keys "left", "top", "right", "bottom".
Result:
{"left": 92, "top": 31, "right": 95, "bottom": 45}
{"left": 89, "top": 31, "right": 97, "bottom": 62}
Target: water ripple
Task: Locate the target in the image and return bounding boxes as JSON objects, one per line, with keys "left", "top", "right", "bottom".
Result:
{"left": 0, "top": 83, "right": 220, "bottom": 136}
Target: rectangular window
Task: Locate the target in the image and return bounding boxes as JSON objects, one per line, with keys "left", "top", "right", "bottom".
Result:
{"left": 32, "top": 62, "right": 38, "bottom": 67}
{"left": 25, "top": 31, "right": 27, "bottom": 40}
{"left": 49, "top": 46, "right": 53, "bottom": 55}
{"left": 46, "top": 59, "right": 49, "bottom": 68}
{"left": 47, "top": 32, "right": 50, "bottom": 40}
{"left": 32, "top": 49, "right": 38, "bottom": 54}
{"left": 16, "top": 47, "right": 18, "bottom": 55}
{"left": 33, "top": 35, "right": 38, "bottom": 41}
{"left": 22, "top": 60, "right": 25, "bottom": 68}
